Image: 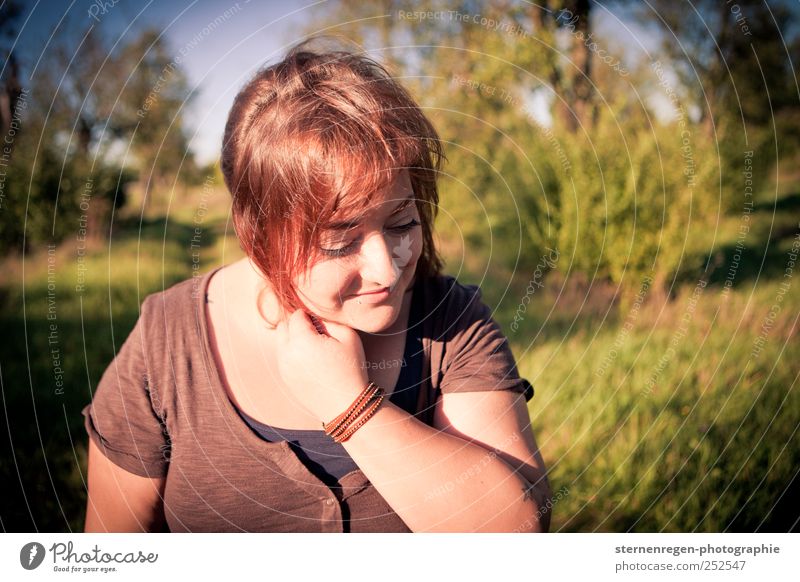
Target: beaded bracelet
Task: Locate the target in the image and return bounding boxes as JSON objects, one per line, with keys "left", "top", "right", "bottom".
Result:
{"left": 322, "top": 382, "right": 376, "bottom": 433}
{"left": 322, "top": 382, "right": 380, "bottom": 437}
{"left": 328, "top": 384, "right": 382, "bottom": 440}
{"left": 331, "top": 388, "right": 383, "bottom": 440}
{"left": 334, "top": 393, "right": 385, "bottom": 443}
{"left": 323, "top": 382, "right": 379, "bottom": 437}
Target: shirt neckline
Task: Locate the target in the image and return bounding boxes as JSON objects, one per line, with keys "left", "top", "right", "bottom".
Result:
{"left": 192, "top": 265, "right": 421, "bottom": 494}
{"left": 194, "top": 265, "right": 367, "bottom": 499}
{"left": 196, "top": 265, "right": 296, "bottom": 453}
{"left": 236, "top": 287, "right": 423, "bottom": 438}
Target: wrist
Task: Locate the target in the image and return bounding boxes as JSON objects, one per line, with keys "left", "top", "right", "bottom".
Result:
{"left": 323, "top": 381, "right": 385, "bottom": 443}
{"left": 308, "top": 374, "right": 369, "bottom": 423}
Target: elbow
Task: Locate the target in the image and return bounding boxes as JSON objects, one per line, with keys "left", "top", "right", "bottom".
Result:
{"left": 515, "top": 481, "right": 553, "bottom": 533}
{"left": 515, "top": 506, "right": 550, "bottom": 533}
{"left": 538, "top": 483, "right": 553, "bottom": 532}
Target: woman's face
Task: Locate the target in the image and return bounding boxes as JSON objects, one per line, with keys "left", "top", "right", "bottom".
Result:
{"left": 293, "top": 170, "right": 423, "bottom": 335}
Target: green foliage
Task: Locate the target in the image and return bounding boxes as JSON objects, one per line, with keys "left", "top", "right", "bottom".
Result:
{"left": 302, "top": 0, "right": 797, "bottom": 294}
{"left": 1, "top": 21, "right": 196, "bottom": 255}
{"left": 0, "top": 137, "right": 136, "bottom": 253}
{"left": 2, "top": 0, "right": 798, "bottom": 533}
{"left": 517, "top": 280, "right": 800, "bottom": 531}
{"left": 554, "top": 107, "right": 714, "bottom": 288}
{"left": 0, "top": 191, "right": 241, "bottom": 531}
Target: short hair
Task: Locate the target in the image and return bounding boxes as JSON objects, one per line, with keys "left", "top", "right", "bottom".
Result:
{"left": 221, "top": 37, "right": 445, "bottom": 316}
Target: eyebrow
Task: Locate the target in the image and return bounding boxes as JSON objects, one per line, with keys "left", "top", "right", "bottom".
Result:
{"left": 323, "top": 195, "right": 415, "bottom": 231}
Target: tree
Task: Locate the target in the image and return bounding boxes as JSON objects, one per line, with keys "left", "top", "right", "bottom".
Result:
{"left": 631, "top": 0, "right": 800, "bottom": 211}
{"left": 295, "top": 1, "right": 772, "bottom": 295}
{"left": 117, "top": 28, "right": 198, "bottom": 205}
{"left": 0, "top": 1, "right": 24, "bottom": 140}
{"left": 633, "top": 0, "right": 797, "bottom": 134}
{"left": 0, "top": 12, "right": 197, "bottom": 252}
{"left": 529, "top": 0, "right": 596, "bottom": 132}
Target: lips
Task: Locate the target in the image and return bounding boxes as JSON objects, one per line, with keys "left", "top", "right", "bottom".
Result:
{"left": 352, "top": 286, "right": 392, "bottom": 304}
{"left": 355, "top": 287, "right": 389, "bottom": 296}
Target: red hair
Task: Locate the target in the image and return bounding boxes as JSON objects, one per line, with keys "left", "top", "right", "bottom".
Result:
{"left": 221, "top": 38, "right": 444, "bottom": 315}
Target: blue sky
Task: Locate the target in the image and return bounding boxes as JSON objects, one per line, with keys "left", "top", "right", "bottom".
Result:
{"left": 13, "top": 0, "right": 320, "bottom": 163}
{"left": 11, "top": 0, "right": 659, "bottom": 164}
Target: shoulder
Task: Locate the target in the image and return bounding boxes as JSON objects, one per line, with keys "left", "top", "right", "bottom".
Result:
{"left": 135, "top": 273, "right": 211, "bottom": 340}
{"left": 421, "top": 273, "right": 528, "bottom": 395}
{"left": 141, "top": 274, "right": 206, "bottom": 311}
{"left": 420, "top": 273, "right": 492, "bottom": 339}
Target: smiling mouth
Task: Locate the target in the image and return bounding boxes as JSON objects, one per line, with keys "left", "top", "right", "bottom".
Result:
{"left": 352, "top": 287, "right": 393, "bottom": 304}
{"left": 355, "top": 287, "right": 390, "bottom": 296}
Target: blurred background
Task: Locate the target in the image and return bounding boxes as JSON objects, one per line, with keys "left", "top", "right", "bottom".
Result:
{"left": 1, "top": 0, "right": 798, "bottom": 532}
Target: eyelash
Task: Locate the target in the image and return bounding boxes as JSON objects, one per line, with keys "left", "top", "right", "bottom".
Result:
{"left": 320, "top": 219, "right": 421, "bottom": 258}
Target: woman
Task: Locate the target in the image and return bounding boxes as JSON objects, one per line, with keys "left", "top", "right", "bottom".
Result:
{"left": 82, "top": 39, "right": 551, "bottom": 533}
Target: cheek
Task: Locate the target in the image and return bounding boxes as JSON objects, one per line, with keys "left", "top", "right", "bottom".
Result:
{"left": 296, "top": 264, "right": 354, "bottom": 308}
{"left": 392, "top": 218, "right": 424, "bottom": 262}
{"left": 300, "top": 228, "right": 423, "bottom": 309}
{"left": 408, "top": 230, "right": 424, "bottom": 267}
{"left": 393, "top": 233, "right": 422, "bottom": 284}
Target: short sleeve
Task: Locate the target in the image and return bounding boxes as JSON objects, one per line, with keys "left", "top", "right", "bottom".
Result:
{"left": 81, "top": 297, "right": 170, "bottom": 478}
{"left": 439, "top": 284, "right": 526, "bottom": 395}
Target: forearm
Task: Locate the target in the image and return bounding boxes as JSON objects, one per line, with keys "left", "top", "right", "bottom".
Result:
{"left": 340, "top": 400, "right": 548, "bottom": 532}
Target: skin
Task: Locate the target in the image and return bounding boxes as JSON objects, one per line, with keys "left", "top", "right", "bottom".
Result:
{"left": 85, "top": 169, "right": 552, "bottom": 532}
{"left": 271, "top": 169, "right": 424, "bottom": 422}
{"left": 206, "top": 170, "right": 423, "bottom": 428}
{"left": 291, "top": 168, "right": 422, "bottom": 337}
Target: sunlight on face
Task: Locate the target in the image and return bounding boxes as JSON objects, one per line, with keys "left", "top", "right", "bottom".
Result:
{"left": 293, "top": 170, "right": 422, "bottom": 335}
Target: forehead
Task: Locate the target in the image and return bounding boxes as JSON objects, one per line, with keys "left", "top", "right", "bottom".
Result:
{"left": 365, "top": 170, "right": 413, "bottom": 207}
{"left": 323, "top": 170, "right": 415, "bottom": 230}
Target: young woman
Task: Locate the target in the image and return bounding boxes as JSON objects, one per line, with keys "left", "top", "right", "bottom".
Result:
{"left": 82, "top": 39, "right": 551, "bottom": 533}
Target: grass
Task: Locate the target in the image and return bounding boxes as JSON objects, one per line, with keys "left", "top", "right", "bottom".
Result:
{"left": 1, "top": 184, "right": 798, "bottom": 532}
{"left": 0, "top": 184, "right": 243, "bottom": 532}
{"left": 513, "top": 281, "right": 799, "bottom": 531}
{"left": 453, "top": 189, "right": 800, "bottom": 532}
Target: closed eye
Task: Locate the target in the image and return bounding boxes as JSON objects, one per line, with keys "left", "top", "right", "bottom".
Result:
{"left": 389, "top": 218, "right": 421, "bottom": 234}
{"left": 319, "top": 219, "right": 421, "bottom": 258}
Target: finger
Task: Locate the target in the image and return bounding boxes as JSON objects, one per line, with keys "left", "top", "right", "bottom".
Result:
{"left": 287, "top": 309, "right": 320, "bottom": 340}
{"left": 307, "top": 312, "right": 329, "bottom": 336}
{"left": 319, "top": 318, "right": 359, "bottom": 344}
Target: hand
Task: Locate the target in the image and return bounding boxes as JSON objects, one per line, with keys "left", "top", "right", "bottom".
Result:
{"left": 274, "top": 309, "right": 370, "bottom": 424}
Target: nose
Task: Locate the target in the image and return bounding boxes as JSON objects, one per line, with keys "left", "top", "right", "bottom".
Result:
{"left": 358, "top": 230, "right": 400, "bottom": 289}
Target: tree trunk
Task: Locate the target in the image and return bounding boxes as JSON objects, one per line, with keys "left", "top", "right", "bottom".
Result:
{"left": 530, "top": 0, "right": 593, "bottom": 133}
{"left": 1, "top": 52, "right": 23, "bottom": 146}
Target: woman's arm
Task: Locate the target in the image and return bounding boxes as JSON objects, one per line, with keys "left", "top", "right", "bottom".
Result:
{"left": 340, "top": 389, "right": 552, "bottom": 533}
{"left": 274, "top": 308, "right": 551, "bottom": 532}
{"left": 84, "top": 439, "right": 167, "bottom": 532}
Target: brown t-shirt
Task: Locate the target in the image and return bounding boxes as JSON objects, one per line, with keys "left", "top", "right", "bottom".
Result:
{"left": 82, "top": 268, "right": 526, "bottom": 532}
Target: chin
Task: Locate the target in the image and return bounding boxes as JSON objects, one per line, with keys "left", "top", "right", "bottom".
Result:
{"left": 351, "top": 306, "right": 399, "bottom": 334}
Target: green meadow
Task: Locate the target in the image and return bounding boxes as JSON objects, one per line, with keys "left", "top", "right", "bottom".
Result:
{"left": 2, "top": 182, "right": 797, "bottom": 532}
